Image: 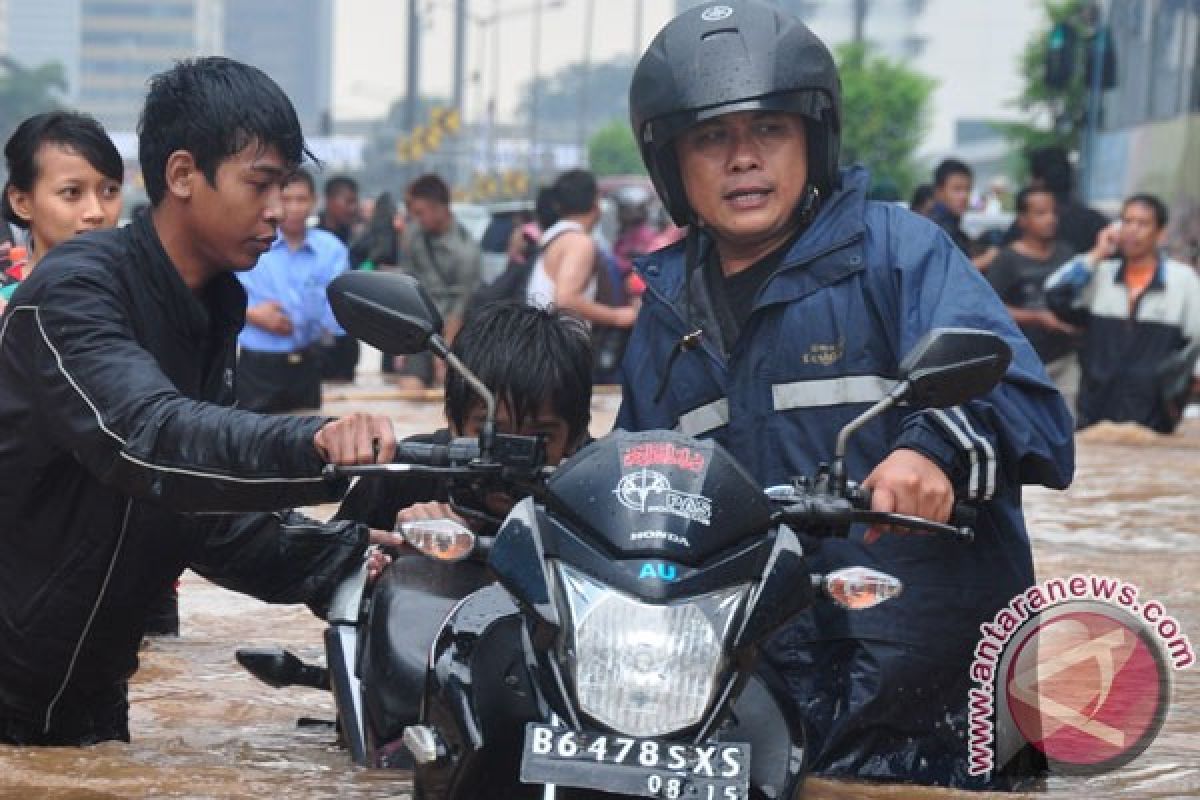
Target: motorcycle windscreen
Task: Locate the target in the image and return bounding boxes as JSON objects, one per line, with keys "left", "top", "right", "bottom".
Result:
{"left": 545, "top": 430, "right": 773, "bottom": 567}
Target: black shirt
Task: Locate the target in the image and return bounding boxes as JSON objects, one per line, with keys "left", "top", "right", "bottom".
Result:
{"left": 986, "top": 240, "right": 1077, "bottom": 363}
{"left": 704, "top": 236, "right": 796, "bottom": 354}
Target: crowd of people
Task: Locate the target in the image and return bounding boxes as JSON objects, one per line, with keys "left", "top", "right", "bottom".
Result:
{"left": 907, "top": 148, "right": 1200, "bottom": 434}
{"left": 0, "top": 0, "right": 1196, "bottom": 791}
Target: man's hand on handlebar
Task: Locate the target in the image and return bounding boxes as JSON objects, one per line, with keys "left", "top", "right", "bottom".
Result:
{"left": 314, "top": 412, "right": 397, "bottom": 465}
{"left": 861, "top": 448, "right": 953, "bottom": 544}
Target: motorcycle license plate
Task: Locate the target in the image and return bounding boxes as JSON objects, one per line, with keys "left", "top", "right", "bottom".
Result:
{"left": 519, "top": 723, "right": 751, "bottom": 799}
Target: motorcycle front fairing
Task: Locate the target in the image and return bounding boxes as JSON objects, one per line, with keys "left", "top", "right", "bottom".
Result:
{"left": 360, "top": 552, "right": 492, "bottom": 767}
{"left": 413, "top": 563, "right": 808, "bottom": 800}
{"left": 412, "top": 432, "right": 815, "bottom": 799}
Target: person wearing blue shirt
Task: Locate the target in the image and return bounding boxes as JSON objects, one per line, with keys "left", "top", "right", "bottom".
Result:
{"left": 237, "top": 168, "right": 348, "bottom": 412}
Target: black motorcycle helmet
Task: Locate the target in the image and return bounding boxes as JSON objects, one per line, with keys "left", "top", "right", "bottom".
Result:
{"left": 629, "top": 1, "right": 842, "bottom": 226}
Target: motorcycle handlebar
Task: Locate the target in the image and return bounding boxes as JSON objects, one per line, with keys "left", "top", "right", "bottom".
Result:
{"left": 321, "top": 433, "right": 545, "bottom": 480}
{"left": 846, "top": 485, "right": 978, "bottom": 533}
{"left": 393, "top": 439, "right": 481, "bottom": 467}
{"left": 776, "top": 488, "right": 976, "bottom": 543}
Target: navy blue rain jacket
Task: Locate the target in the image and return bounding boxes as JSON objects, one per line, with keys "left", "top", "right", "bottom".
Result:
{"left": 616, "top": 168, "right": 1075, "bottom": 783}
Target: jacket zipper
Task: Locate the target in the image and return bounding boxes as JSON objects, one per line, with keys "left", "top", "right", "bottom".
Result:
{"left": 43, "top": 499, "right": 133, "bottom": 733}
{"left": 640, "top": 230, "right": 864, "bottom": 372}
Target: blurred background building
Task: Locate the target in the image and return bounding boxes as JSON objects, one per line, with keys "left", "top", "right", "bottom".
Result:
{"left": 222, "top": 0, "right": 334, "bottom": 136}
{"left": 0, "top": 0, "right": 1195, "bottom": 261}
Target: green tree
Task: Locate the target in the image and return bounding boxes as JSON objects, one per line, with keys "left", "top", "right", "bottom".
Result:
{"left": 587, "top": 119, "right": 644, "bottom": 177}
{"left": 0, "top": 58, "right": 66, "bottom": 163}
{"left": 836, "top": 42, "right": 935, "bottom": 198}
{"left": 999, "top": 0, "right": 1088, "bottom": 174}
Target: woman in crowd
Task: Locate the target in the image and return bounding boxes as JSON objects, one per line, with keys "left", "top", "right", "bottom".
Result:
{"left": 1, "top": 111, "right": 124, "bottom": 312}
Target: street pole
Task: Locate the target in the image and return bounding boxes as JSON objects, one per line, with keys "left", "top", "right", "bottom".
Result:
{"left": 528, "top": 0, "right": 543, "bottom": 178}
{"left": 633, "top": 0, "right": 644, "bottom": 59}
{"left": 404, "top": 0, "right": 421, "bottom": 133}
{"left": 853, "top": 0, "right": 868, "bottom": 44}
{"left": 1080, "top": 1, "right": 1111, "bottom": 203}
{"left": 453, "top": 0, "right": 468, "bottom": 184}
{"left": 578, "top": 0, "right": 595, "bottom": 161}
{"left": 488, "top": 0, "right": 500, "bottom": 175}
{"left": 453, "top": 0, "right": 467, "bottom": 116}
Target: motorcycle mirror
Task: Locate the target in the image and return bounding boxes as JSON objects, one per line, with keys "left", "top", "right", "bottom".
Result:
{"left": 820, "top": 567, "right": 903, "bottom": 610}
{"left": 830, "top": 328, "right": 1011, "bottom": 491}
{"left": 896, "top": 328, "right": 1012, "bottom": 409}
{"left": 327, "top": 271, "right": 444, "bottom": 355}
{"left": 401, "top": 518, "right": 477, "bottom": 562}
{"left": 326, "top": 271, "right": 500, "bottom": 458}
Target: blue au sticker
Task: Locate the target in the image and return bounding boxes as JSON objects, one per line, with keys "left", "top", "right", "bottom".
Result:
{"left": 639, "top": 562, "right": 679, "bottom": 582}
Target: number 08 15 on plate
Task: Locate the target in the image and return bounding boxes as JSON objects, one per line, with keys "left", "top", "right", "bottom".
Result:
{"left": 519, "top": 722, "right": 752, "bottom": 798}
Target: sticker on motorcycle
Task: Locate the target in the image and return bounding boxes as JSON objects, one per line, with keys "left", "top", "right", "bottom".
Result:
{"left": 614, "top": 469, "right": 713, "bottom": 526}
{"left": 629, "top": 529, "right": 692, "bottom": 548}
{"left": 621, "top": 442, "right": 708, "bottom": 473}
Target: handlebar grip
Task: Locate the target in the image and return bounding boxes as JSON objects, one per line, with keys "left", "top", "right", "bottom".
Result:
{"left": 847, "top": 486, "right": 977, "bottom": 541}
{"left": 394, "top": 441, "right": 449, "bottom": 466}
{"left": 395, "top": 438, "right": 481, "bottom": 467}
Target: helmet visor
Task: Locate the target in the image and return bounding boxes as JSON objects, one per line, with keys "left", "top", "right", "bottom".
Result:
{"left": 642, "top": 89, "right": 835, "bottom": 148}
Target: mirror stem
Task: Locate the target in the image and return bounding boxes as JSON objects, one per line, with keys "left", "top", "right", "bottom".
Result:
{"left": 831, "top": 382, "right": 909, "bottom": 491}
{"left": 431, "top": 334, "right": 498, "bottom": 460}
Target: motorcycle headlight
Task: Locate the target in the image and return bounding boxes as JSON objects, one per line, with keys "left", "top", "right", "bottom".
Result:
{"left": 557, "top": 562, "right": 748, "bottom": 737}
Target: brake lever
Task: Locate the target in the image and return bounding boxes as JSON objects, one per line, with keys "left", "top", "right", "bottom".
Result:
{"left": 323, "top": 463, "right": 503, "bottom": 480}
{"left": 854, "top": 510, "right": 975, "bottom": 543}
{"left": 846, "top": 484, "right": 976, "bottom": 543}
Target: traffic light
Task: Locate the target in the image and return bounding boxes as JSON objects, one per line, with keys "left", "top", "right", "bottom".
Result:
{"left": 1045, "top": 21, "right": 1077, "bottom": 90}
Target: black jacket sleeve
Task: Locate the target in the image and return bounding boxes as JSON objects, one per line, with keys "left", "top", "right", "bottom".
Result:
{"left": 189, "top": 511, "right": 370, "bottom": 618}
{"left": 333, "top": 431, "right": 448, "bottom": 528}
{"left": 22, "top": 270, "right": 344, "bottom": 512}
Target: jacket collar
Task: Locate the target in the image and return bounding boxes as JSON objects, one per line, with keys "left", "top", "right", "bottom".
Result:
{"left": 129, "top": 209, "right": 247, "bottom": 342}
{"left": 639, "top": 166, "right": 871, "bottom": 305}
{"left": 1114, "top": 255, "right": 1167, "bottom": 291}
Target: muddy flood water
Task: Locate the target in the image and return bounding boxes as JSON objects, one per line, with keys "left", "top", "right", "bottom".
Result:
{"left": 2, "top": 378, "right": 1197, "bottom": 799}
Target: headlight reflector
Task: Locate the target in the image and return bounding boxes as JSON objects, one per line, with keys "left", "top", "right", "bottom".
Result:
{"left": 558, "top": 562, "right": 747, "bottom": 737}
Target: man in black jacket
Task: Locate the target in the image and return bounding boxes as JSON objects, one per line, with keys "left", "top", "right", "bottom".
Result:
{"left": 0, "top": 58, "right": 399, "bottom": 746}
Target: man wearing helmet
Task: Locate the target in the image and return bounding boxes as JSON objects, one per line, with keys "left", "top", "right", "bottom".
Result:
{"left": 619, "top": 1, "right": 1074, "bottom": 788}
{"left": 612, "top": 184, "right": 660, "bottom": 277}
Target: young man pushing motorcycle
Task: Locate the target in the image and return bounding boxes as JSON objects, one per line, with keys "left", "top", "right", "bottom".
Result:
{"left": 0, "top": 58, "right": 402, "bottom": 746}
{"left": 618, "top": 2, "right": 1075, "bottom": 787}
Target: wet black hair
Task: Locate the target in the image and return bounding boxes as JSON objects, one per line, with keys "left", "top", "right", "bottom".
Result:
{"left": 283, "top": 166, "right": 316, "bottom": 195}
{"left": 138, "top": 56, "right": 315, "bottom": 206}
{"left": 540, "top": 169, "right": 597, "bottom": 227}
{"left": 1123, "top": 193, "right": 1168, "bottom": 229}
{"left": 353, "top": 191, "right": 399, "bottom": 266}
{"left": 446, "top": 302, "right": 593, "bottom": 446}
{"left": 1015, "top": 185, "right": 1055, "bottom": 214}
{"left": 2, "top": 111, "right": 124, "bottom": 229}
{"left": 533, "top": 186, "right": 558, "bottom": 230}
{"left": 934, "top": 158, "right": 972, "bottom": 188}
{"left": 407, "top": 173, "right": 451, "bottom": 207}
{"left": 908, "top": 183, "right": 934, "bottom": 212}
{"left": 323, "top": 174, "right": 358, "bottom": 198}
{"left": 1028, "top": 146, "right": 1073, "bottom": 196}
